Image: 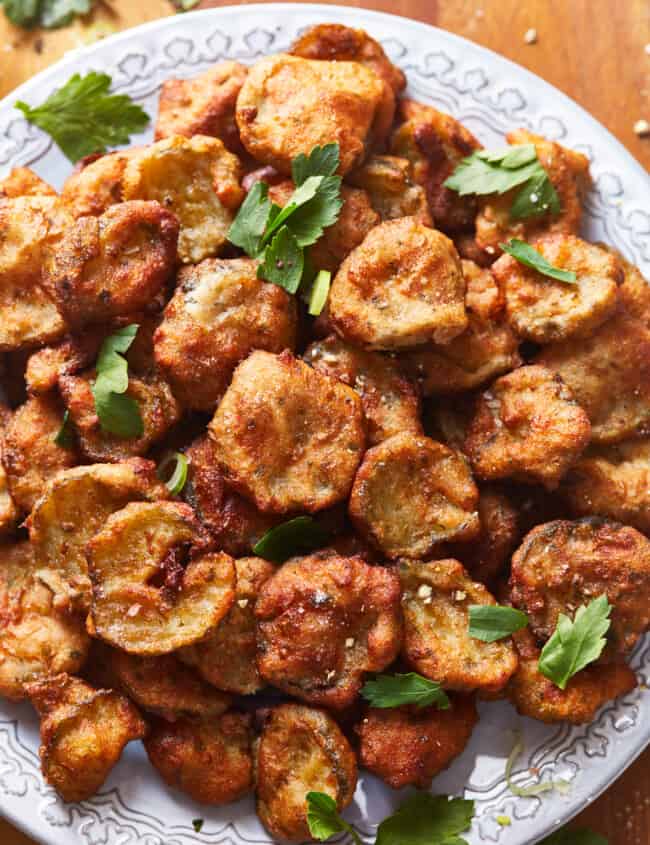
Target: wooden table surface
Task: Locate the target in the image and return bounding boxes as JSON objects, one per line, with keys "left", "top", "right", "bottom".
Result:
{"left": 0, "top": 2, "right": 648, "bottom": 844}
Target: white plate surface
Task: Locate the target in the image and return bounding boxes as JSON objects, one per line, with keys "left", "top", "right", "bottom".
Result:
{"left": 0, "top": 6, "right": 649, "bottom": 845}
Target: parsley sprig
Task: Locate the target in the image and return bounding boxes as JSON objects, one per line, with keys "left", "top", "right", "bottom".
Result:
{"left": 307, "top": 792, "right": 362, "bottom": 845}
{"left": 361, "top": 673, "right": 450, "bottom": 710}
{"left": 500, "top": 239, "right": 578, "bottom": 284}
{"left": 1, "top": 0, "right": 94, "bottom": 29}
{"left": 468, "top": 605, "right": 528, "bottom": 642}
{"left": 252, "top": 516, "right": 329, "bottom": 564}
{"left": 376, "top": 793, "right": 475, "bottom": 845}
{"left": 90, "top": 325, "right": 144, "bottom": 438}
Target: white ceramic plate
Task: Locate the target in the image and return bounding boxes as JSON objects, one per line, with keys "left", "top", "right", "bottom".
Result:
{"left": 1, "top": 6, "right": 649, "bottom": 845}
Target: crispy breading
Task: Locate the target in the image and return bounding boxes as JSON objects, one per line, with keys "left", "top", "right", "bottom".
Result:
{"left": 25, "top": 334, "right": 101, "bottom": 395}
{"left": 27, "top": 673, "right": 146, "bottom": 802}
{"left": 508, "top": 627, "right": 637, "bottom": 724}
{"left": 0, "top": 543, "right": 89, "bottom": 700}
{"left": 537, "top": 312, "right": 650, "bottom": 443}
{"left": 209, "top": 351, "right": 365, "bottom": 514}
{"left": 255, "top": 553, "right": 402, "bottom": 709}
{"left": 0, "top": 167, "right": 56, "bottom": 199}
{"left": 400, "top": 558, "right": 518, "bottom": 693}
{"left": 236, "top": 54, "right": 393, "bottom": 175}
{"left": 356, "top": 695, "right": 478, "bottom": 789}
{"left": 475, "top": 129, "right": 590, "bottom": 254}
{"left": 303, "top": 334, "right": 422, "bottom": 445}
{"left": 615, "top": 251, "right": 650, "bottom": 327}
{"left": 42, "top": 200, "right": 179, "bottom": 328}
{"left": 2, "top": 394, "right": 78, "bottom": 513}
{"left": 424, "top": 394, "right": 476, "bottom": 453}
{"left": 28, "top": 460, "right": 168, "bottom": 611}
{"left": 154, "top": 258, "right": 297, "bottom": 411}
{"left": 122, "top": 135, "right": 244, "bottom": 264}
{"left": 346, "top": 155, "right": 431, "bottom": 224}
{"left": 510, "top": 518, "right": 650, "bottom": 656}
{"left": 180, "top": 556, "right": 275, "bottom": 694}
{"left": 145, "top": 711, "right": 253, "bottom": 804}
{"left": 60, "top": 151, "right": 133, "bottom": 218}
{"left": 87, "top": 501, "right": 236, "bottom": 655}
{"left": 390, "top": 99, "right": 481, "bottom": 233}
{"left": 0, "top": 406, "right": 18, "bottom": 533}
{"left": 493, "top": 234, "right": 622, "bottom": 343}
{"left": 155, "top": 61, "right": 248, "bottom": 154}
{"left": 464, "top": 365, "right": 591, "bottom": 489}
{"left": 255, "top": 703, "right": 357, "bottom": 842}
{"left": 349, "top": 433, "right": 479, "bottom": 559}
{"left": 328, "top": 217, "right": 468, "bottom": 349}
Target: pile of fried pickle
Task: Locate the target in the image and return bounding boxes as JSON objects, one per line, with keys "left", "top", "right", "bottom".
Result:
{"left": 0, "top": 23, "right": 649, "bottom": 841}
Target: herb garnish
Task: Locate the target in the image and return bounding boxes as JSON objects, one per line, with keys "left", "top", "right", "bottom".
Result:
{"left": 538, "top": 595, "right": 612, "bottom": 689}
{"left": 307, "top": 270, "right": 332, "bottom": 316}
{"left": 191, "top": 818, "right": 204, "bottom": 833}
{"left": 306, "top": 792, "right": 362, "bottom": 845}
{"left": 1, "top": 0, "right": 94, "bottom": 29}
{"left": 500, "top": 239, "right": 578, "bottom": 284}
{"left": 90, "top": 324, "right": 144, "bottom": 438}
{"left": 53, "top": 409, "right": 74, "bottom": 448}
{"left": 376, "top": 793, "right": 474, "bottom": 845}
{"left": 157, "top": 452, "right": 188, "bottom": 495}
{"left": 252, "top": 516, "right": 329, "bottom": 564}
{"left": 361, "top": 673, "right": 450, "bottom": 710}
{"left": 16, "top": 71, "right": 149, "bottom": 163}
{"left": 468, "top": 605, "right": 528, "bottom": 643}
{"left": 505, "top": 731, "right": 570, "bottom": 798}
{"left": 444, "top": 143, "right": 560, "bottom": 220}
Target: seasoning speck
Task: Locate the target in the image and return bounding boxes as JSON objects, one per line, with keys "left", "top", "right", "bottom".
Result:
{"left": 237, "top": 598, "right": 249, "bottom": 609}
{"left": 645, "top": 43, "right": 650, "bottom": 56}
{"left": 633, "top": 119, "right": 650, "bottom": 137}
{"left": 524, "top": 28, "right": 538, "bottom": 45}
{"left": 345, "top": 637, "right": 355, "bottom": 648}
{"left": 418, "top": 584, "right": 433, "bottom": 599}
{"left": 127, "top": 603, "right": 142, "bottom": 617}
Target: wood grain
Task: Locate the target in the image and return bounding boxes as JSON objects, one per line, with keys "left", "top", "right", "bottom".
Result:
{"left": 0, "top": 2, "right": 649, "bottom": 844}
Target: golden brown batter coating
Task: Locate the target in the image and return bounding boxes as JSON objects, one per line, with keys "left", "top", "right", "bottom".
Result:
{"left": 464, "top": 365, "right": 591, "bottom": 489}
{"left": 25, "top": 334, "right": 102, "bottom": 395}
{"left": 349, "top": 433, "right": 479, "bottom": 559}
{"left": 27, "top": 673, "right": 146, "bottom": 802}
{"left": 400, "top": 558, "right": 518, "bottom": 693}
{"left": 328, "top": 217, "right": 468, "bottom": 349}
{"left": 356, "top": 695, "right": 478, "bottom": 789}
{"left": 510, "top": 518, "right": 650, "bottom": 656}
{"left": 209, "top": 350, "right": 365, "bottom": 515}
{"left": 0, "top": 430, "right": 17, "bottom": 533}
{"left": 154, "top": 258, "right": 297, "bottom": 411}
{"left": 0, "top": 167, "right": 56, "bottom": 199}
{"left": 255, "top": 703, "right": 357, "bottom": 842}
{"left": 255, "top": 553, "right": 402, "bottom": 709}
{"left": 616, "top": 252, "right": 650, "bottom": 327}
{"left": 346, "top": 155, "right": 431, "bottom": 224}
{"left": 60, "top": 151, "right": 133, "bottom": 218}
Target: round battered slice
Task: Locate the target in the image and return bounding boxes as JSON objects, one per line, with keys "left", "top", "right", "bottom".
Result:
{"left": 290, "top": 23, "right": 406, "bottom": 95}
{"left": 122, "top": 135, "right": 244, "bottom": 264}
{"left": 328, "top": 217, "right": 468, "bottom": 349}
{"left": 400, "top": 558, "right": 518, "bottom": 693}
{"left": 2, "top": 394, "right": 78, "bottom": 513}
{"left": 303, "top": 335, "right": 422, "bottom": 445}
{"left": 562, "top": 439, "right": 650, "bottom": 534}
{"left": 616, "top": 251, "right": 650, "bottom": 328}
{"left": 356, "top": 695, "right": 478, "bottom": 789}
{"left": 27, "top": 673, "right": 146, "bottom": 802}
{"left": 346, "top": 155, "right": 431, "bottom": 224}
{"left": 0, "top": 543, "right": 89, "bottom": 700}
{"left": 255, "top": 553, "right": 402, "bottom": 709}
{"left": 349, "top": 433, "right": 480, "bottom": 559}
{"left": 60, "top": 151, "right": 132, "bottom": 218}
{"left": 145, "top": 712, "right": 253, "bottom": 804}
{"left": 508, "top": 627, "right": 637, "bottom": 724}
{"left": 537, "top": 311, "right": 650, "bottom": 444}
{"left": 492, "top": 235, "right": 621, "bottom": 343}
{"left": 180, "top": 556, "right": 275, "bottom": 694}
{"left": 0, "top": 435, "right": 17, "bottom": 533}
{"left": 25, "top": 334, "right": 101, "bottom": 395}
{"left": 0, "top": 166, "right": 56, "bottom": 199}
{"left": 154, "top": 258, "right": 297, "bottom": 411}
{"left": 87, "top": 501, "right": 236, "bottom": 655}
{"left": 236, "top": 54, "right": 393, "bottom": 175}
{"left": 255, "top": 703, "right": 357, "bottom": 842}
{"left": 510, "top": 518, "right": 650, "bottom": 656}
{"left": 209, "top": 351, "right": 365, "bottom": 515}
{"left": 28, "top": 460, "right": 168, "bottom": 611}
{"left": 464, "top": 365, "right": 591, "bottom": 489}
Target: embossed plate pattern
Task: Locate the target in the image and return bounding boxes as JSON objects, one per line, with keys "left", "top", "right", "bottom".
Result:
{"left": 0, "top": 6, "right": 649, "bottom": 845}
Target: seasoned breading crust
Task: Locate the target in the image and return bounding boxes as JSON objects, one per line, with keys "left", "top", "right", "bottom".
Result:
{"left": 180, "top": 556, "right": 274, "bottom": 694}
{"left": 615, "top": 250, "right": 650, "bottom": 327}
{"left": 349, "top": 433, "right": 480, "bottom": 559}
{"left": 209, "top": 351, "right": 365, "bottom": 515}
{"left": 510, "top": 518, "right": 650, "bottom": 656}
{"left": 328, "top": 217, "right": 468, "bottom": 349}
{"left": 255, "top": 703, "right": 357, "bottom": 842}
{"left": 0, "top": 167, "right": 56, "bottom": 199}
{"left": 508, "top": 627, "right": 637, "bottom": 724}
{"left": 255, "top": 553, "right": 402, "bottom": 709}
{"left": 303, "top": 334, "right": 422, "bottom": 445}
{"left": 87, "top": 501, "right": 236, "bottom": 654}
{"left": 0, "top": 425, "right": 17, "bottom": 533}
{"left": 60, "top": 151, "right": 133, "bottom": 218}
{"left": 464, "top": 365, "right": 591, "bottom": 489}
{"left": 27, "top": 674, "right": 146, "bottom": 802}
{"left": 155, "top": 61, "right": 248, "bottom": 154}
{"left": 400, "top": 558, "right": 518, "bottom": 693}
{"left": 493, "top": 234, "right": 622, "bottom": 343}
{"left": 154, "top": 258, "right": 297, "bottom": 411}
{"left": 25, "top": 334, "right": 102, "bottom": 395}
{"left": 346, "top": 155, "right": 431, "bottom": 225}
{"left": 356, "top": 695, "right": 478, "bottom": 789}
{"left": 236, "top": 54, "right": 393, "bottom": 175}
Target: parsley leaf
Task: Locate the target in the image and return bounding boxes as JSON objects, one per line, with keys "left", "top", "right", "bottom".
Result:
{"left": 53, "top": 409, "right": 74, "bottom": 448}
{"left": 253, "top": 516, "right": 329, "bottom": 564}
{"left": 361, "top": 673, "right": 450, "bottom": 710}
{"left": 376, "top": 793, "right": 474, "bottom": 845}
{"left": 306, "top": 792, "right": 362, "bottom": 845}
{"left": 468, "top": 605, "right": 528, "bottom": 642}
{"left": 288, "top": 175, "right": 343, "bottom": 247}
{"left": 505, "top": 731, "right": 570, "bottom": 798}
{"left": 90, "top": 325, "right": 144, "bottom": 438}
{"left": 1, "top": 0, "right": 93, "bottom": 28}
{"left": 540, "top": 828, "right": 607, "bottom": 845}
{"left": 15, "top": 71, "right": 149, "bottom": 163}
{"left": 292, "top": 143, "right": 340, "bottom": 185}
{"left": 191, "top": 818, "right": 204, "bottom": 833}
{"left": 444, "top": 144, "right": 560, "bottom": 220}
{"left": 157, "top": 452, "right": 189, "bottom": 495}
{"left": 257, "top": 226, "right": 304, "bottom": 294}
{"left": 307, "top": 270, "right": 332, "bottom": 316}
{"left": 538, "top": 595, "right": 612, "bottom": 689}
{"left": 228, "top": 181, "right": 272, "bottom": 258}
{"left": 500, "top": 239, "right": 578, "bottom": 284}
